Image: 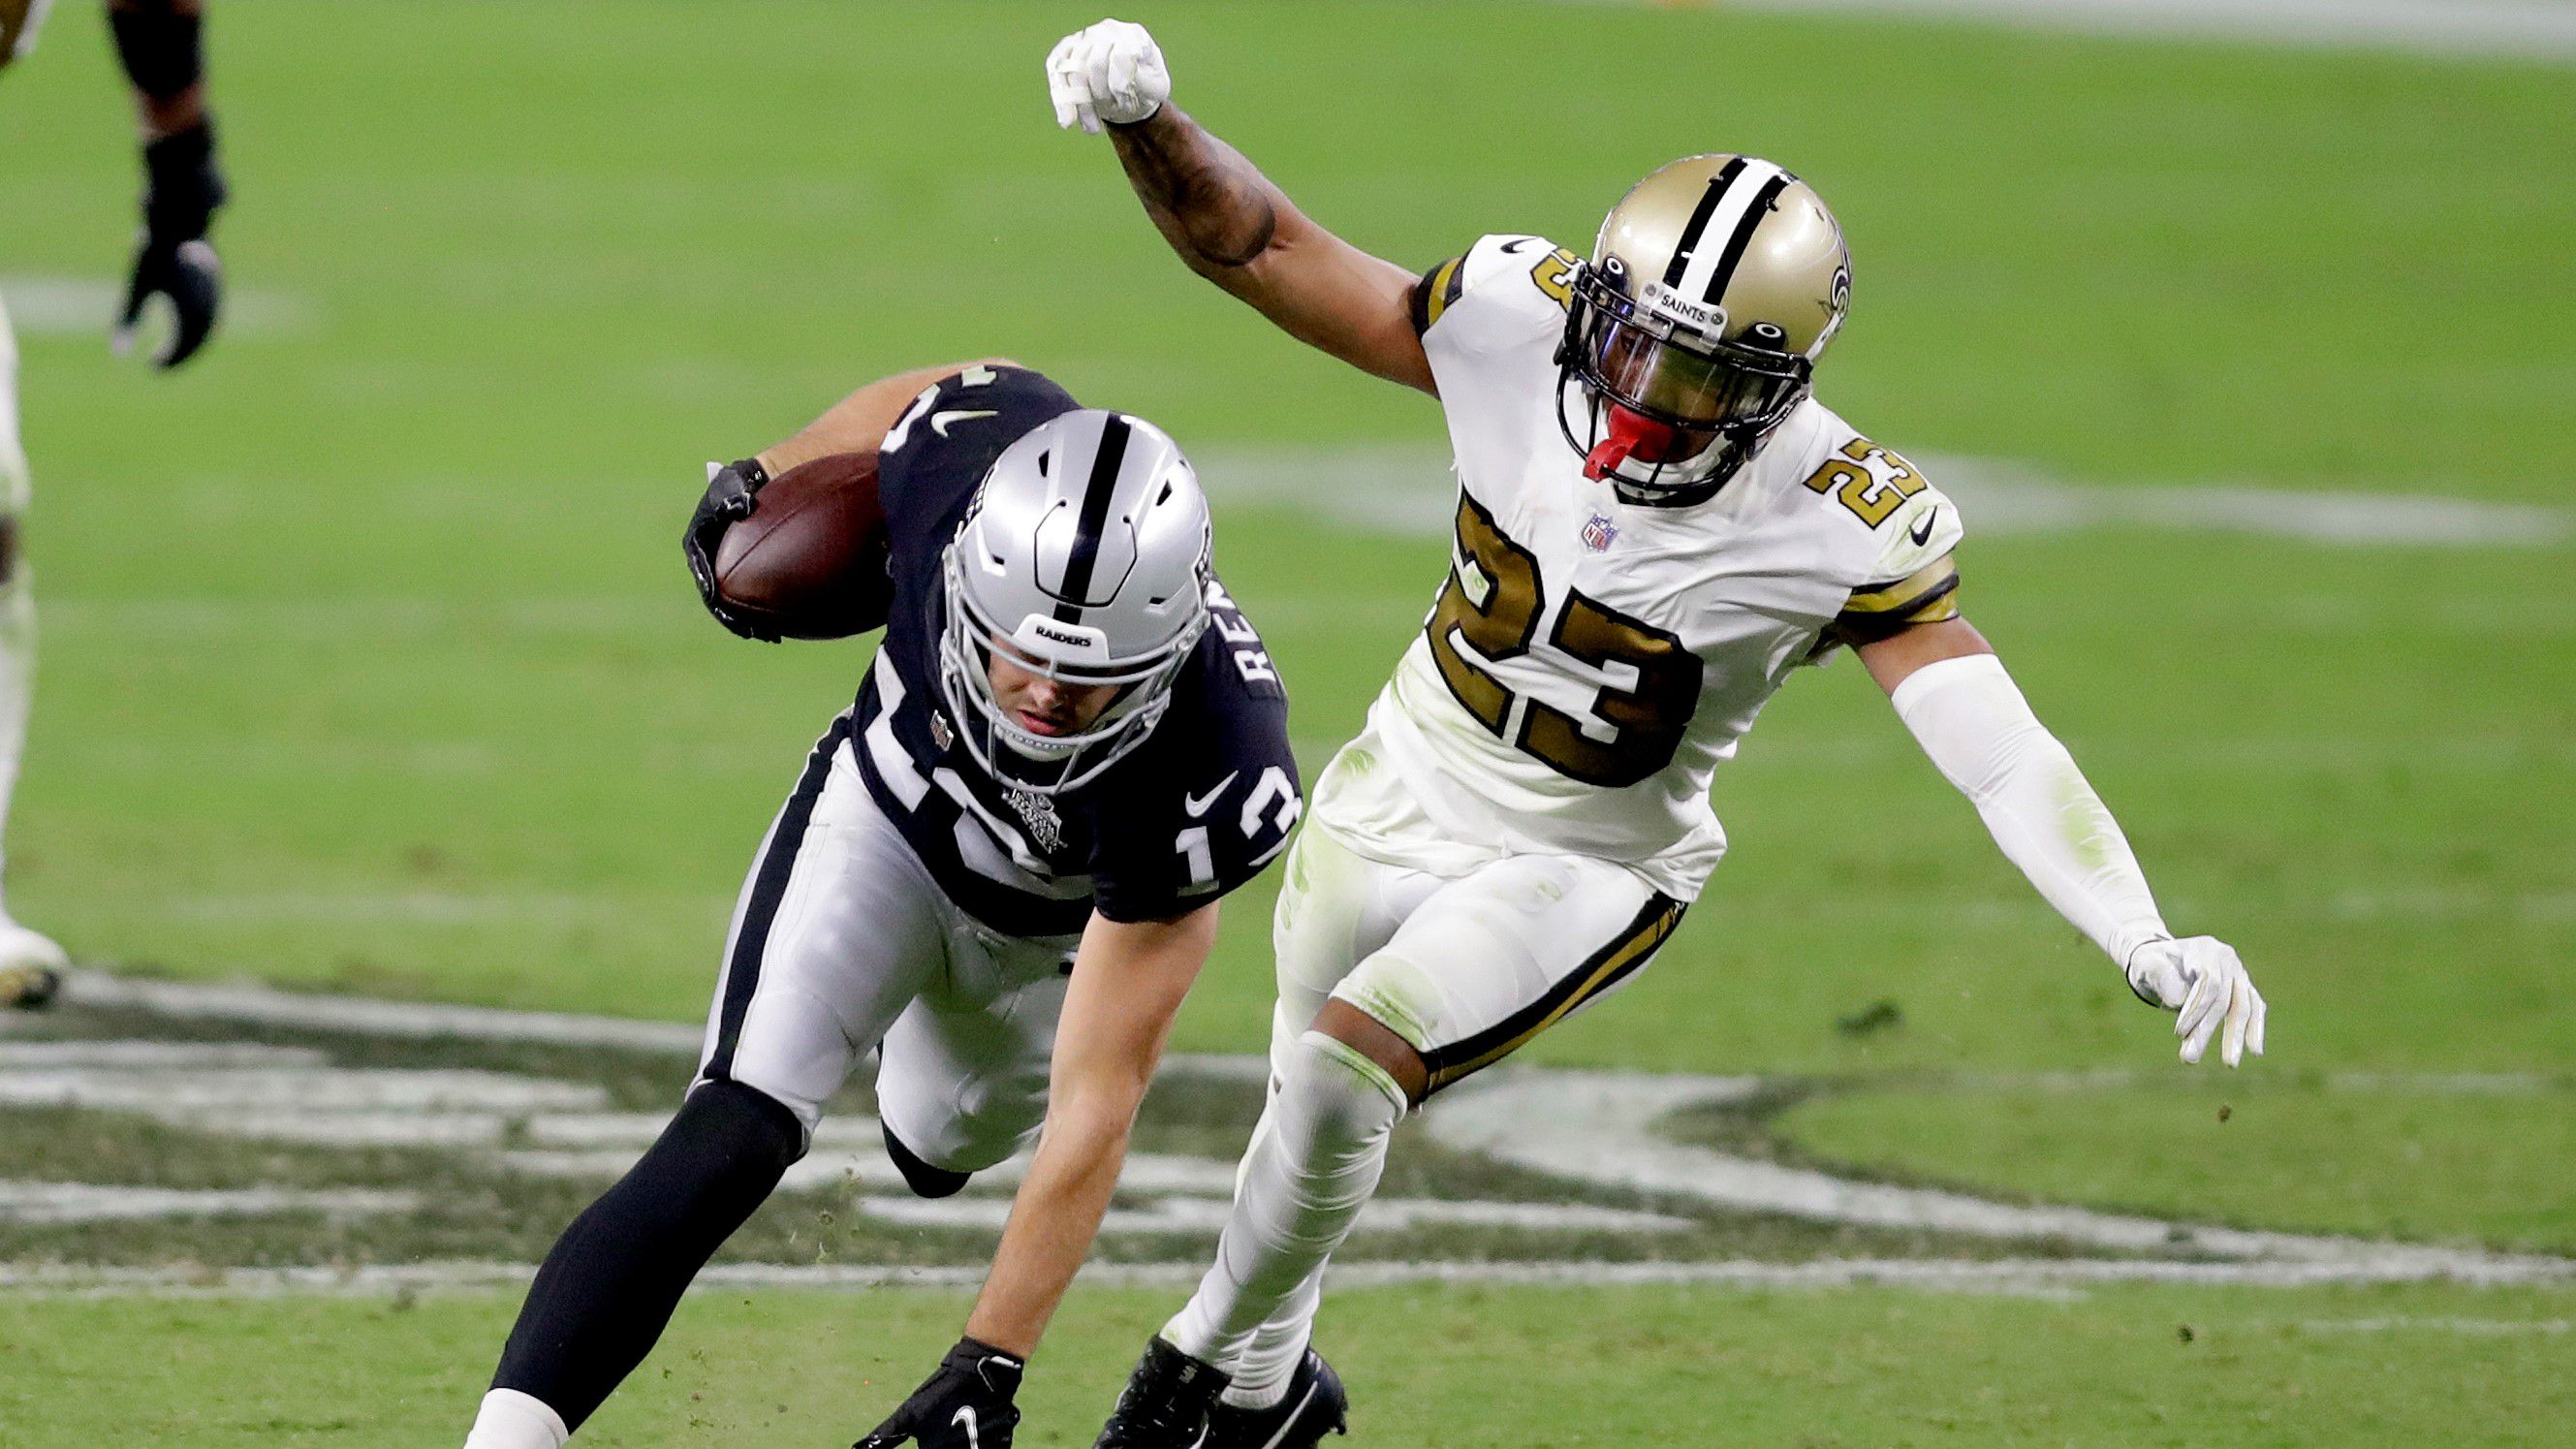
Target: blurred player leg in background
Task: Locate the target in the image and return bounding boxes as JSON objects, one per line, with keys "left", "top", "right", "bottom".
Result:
{"left": 0, "top": 294, "right": 70, "bottom": 1002}
{"left": 0, "top": 0, "right": 228, "bottom": 1009}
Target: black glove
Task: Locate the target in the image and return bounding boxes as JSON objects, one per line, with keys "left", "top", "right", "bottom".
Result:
{"left": 118, "top": 120, "right": 227, "bottom": 370}
{"left": 855, "top": 1337, "right": 1025, "bottom": 1449}
{"left": 682, "top": 457, "right": 772, "bottom": 640}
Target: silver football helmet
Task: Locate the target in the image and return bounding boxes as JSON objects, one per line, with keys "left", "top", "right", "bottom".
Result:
{"left": 937, "top": 409, "right": 1211, "bottom": 795}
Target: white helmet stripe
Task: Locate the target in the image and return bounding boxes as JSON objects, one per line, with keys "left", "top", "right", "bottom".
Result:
{"left": 1659, "top": 156, "right": 1746, "bottom": 289}
{"left": 1671, "top": 158, "right": 1790, "bottom": 307}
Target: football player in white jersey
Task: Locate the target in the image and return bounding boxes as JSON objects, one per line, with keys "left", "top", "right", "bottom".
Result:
{"left": 1048, "top": 17, "right": 2269, "bottom": 1447}
{"left": 1, "top": 0, "right": 228, "bottom": 1007}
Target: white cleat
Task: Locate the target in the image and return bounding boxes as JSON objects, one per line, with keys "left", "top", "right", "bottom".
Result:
{"left": 0, "top": 919, "right": 69, "bottom": 1009}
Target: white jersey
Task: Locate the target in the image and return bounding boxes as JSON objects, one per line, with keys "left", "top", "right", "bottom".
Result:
{"left": 1315, "top": 234, "right": 1965, "bottom": 901}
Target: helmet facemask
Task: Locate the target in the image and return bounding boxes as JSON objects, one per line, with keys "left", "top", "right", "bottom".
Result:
{"left": 937, "top": 544, "right": 1208, "bottom": 796}
{"left": 1555, "top": 259, "right": 1812, "bottom": 504}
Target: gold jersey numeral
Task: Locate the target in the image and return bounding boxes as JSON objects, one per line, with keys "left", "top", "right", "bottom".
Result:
{"left": 1529, "top": 246, "right": 1581, "bottom": 311}
{"left": 1804, "top": 437, "right": 1929, "bottom": 527}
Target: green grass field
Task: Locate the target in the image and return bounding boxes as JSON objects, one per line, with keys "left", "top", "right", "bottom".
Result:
{"left": 4, "top": 1, "right": 2573, "bottom": 1443}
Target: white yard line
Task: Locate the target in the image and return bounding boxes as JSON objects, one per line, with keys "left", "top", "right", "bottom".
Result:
{"left": 60, "top": 970, "right": 705, "bottom": 1054}
{"left": 0, "top": 1181, "right": 416, "bottom": 1226}
{"left": 1196, "top": 445, "right": 2569, "bottom": 549}
{"left": 0, "top": 1065, "right": 607, "bottom": 1116}
{"left": 1553, "top": 0, "right": 2576, "bottom": 63}
{"left": 853, "top": 1194, "right": 1694, "bottom": 1237}
{"left": 0, "top": 274, "right": 317, "bottom": 338}
{"left": 8, "top": 1254, "right": 2568, "bottom": 1301}
{"left": 2294, "top": 1316, "right": 2572, "bottom": 1335}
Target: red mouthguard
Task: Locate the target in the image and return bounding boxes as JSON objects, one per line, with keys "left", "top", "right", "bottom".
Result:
{"left": 1583, "top": 407, "right": 1681, "bottom": 482}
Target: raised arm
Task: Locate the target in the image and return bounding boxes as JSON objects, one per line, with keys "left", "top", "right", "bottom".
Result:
{"left": 1857, "top": 617, "right": 2268, "bottom": 1068}
{"left": 1049, "top": 20, "right": 1433, "bottom": 394}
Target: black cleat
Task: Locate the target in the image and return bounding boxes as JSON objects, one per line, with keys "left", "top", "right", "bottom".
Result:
{"left": 1205, "top": 1348, "right": 1347, "bottom": 1449}
{"left": 881, "top": 1121, "right": 973, "bottom": 1199}
{"left": 1094, "top": 1337, "right": 1229, "bottom": 1448}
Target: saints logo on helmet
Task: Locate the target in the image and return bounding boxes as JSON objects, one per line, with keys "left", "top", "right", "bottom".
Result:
{"left": 1555, "top": 154, "right": 1852, "bottom": 501}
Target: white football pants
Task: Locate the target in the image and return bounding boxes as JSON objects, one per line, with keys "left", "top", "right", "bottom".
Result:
{"left": 1165, "top": 817, "right": 1683, "bottom": 1397}
{"left": 695, "top": 715, "right": 1078, "bottom": 1166}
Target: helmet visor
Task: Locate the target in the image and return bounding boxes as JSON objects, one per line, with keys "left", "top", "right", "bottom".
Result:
{"left": 1573, "top": 272, "right": 1808, "bottom": 436}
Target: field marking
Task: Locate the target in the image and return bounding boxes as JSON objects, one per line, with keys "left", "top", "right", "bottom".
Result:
{"left": 853, "top": 1194, "right": 1696, "bottom": 1238}
{"left": 2295, "top": 1316, "right": 2572, "bottom": 1336}
{"left": 1554, "top": 0, "right": 2576, "bottom": 63}
{"left": 60, "top": 969, "right": 706, "bottom": 1054}
{"left": 1425, "top": 1068, "right": 2569, "bottom": 1284}
{"left": 0, "top": 1181, "right": 416, "bottom": 1226}
{"left": 18, "top": 973, "right": 2573, "bottom": 1293}
{"left": 0, "top": 1026, "right": 1680, "bottom": 1242}
{"left": 1194, "top": 444, "right": 2570, "bottom": 549}
{"left": 9, "top": 1255, "right": 2571, "bottom": 1302}
{"left": 0, "top": 274, "right": 318, "bottom": 339}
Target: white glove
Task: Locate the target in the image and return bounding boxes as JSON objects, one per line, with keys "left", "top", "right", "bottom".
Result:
{"left": 1046, "top": 18, "right": 1170, "bottom": 134}
{"left": 2125, "top": 936, "right": 2268, "bottom": 1067}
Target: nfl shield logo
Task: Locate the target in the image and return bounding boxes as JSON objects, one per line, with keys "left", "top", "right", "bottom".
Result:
{"left": 1581, "top": 514, "right": 1619, "bottom": 552}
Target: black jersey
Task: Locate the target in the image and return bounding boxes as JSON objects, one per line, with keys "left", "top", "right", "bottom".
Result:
{"left": 847, "top": 364, "right": 1301, "bottom": 937}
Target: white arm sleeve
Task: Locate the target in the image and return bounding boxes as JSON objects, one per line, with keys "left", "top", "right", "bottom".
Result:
{"left": 1890, "top": 653, "right": 2169, "bottom": 968}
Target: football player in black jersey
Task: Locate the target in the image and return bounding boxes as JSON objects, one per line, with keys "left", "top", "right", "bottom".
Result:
{"left": 457, "top": 362, "right": 1302, "bottom": 1449}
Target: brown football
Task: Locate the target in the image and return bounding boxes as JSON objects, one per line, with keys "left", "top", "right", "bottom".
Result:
{"left": 711, "top": 451, "right": 895, "bottom": 641}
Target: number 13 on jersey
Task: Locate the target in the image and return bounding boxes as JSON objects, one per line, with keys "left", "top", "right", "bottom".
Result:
{"left": 1424, "top": 494, "right": 1701, "bottom": 788}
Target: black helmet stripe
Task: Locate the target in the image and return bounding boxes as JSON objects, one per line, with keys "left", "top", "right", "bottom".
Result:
{"left": 1701, "top": 170, "right": 1796, "bottom": 306}
{"left": 1660, "top": 156, "right": 1746, "bottom": 289}
{"left": 1050, "top": 412, "right": 1133, "bottom": 624}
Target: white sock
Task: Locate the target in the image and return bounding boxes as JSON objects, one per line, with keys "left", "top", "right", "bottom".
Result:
{"left": 463, "top": 1388, "right": 570, "bottom": 1449}
{"left": 1164, "top": 1030, "right": 1405, "bottom": 1388}
{"left": 1218, "top": 1273, "right": 1323, "bottom": 1409}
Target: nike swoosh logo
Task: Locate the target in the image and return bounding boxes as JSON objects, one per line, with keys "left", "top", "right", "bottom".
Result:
{"left": 930, "top": 409, "right": 997, "bottom": 438}
{"left": 1908, "top": 507, "right": 1937, "bottom": 547}
{"left": 1183, "top": 772, "right": 1241, "bottom": 818}
{"left": 952, "top": 1405, "right": 981, "bottom": 1449}
{"left": 1498, "top": 237, "right": 1540, "bottom": 254}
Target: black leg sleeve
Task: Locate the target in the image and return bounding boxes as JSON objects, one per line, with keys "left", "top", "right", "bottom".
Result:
{"left": 489, "top": 1079, "right": 804, "bottom": 1431}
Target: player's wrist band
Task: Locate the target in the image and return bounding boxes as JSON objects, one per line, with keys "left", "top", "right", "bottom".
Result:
{"left": 730, "top": 457, "right": 770, "bottom": 493}
{"left": 142, "top": 119, "right": 223, "bottom": 232}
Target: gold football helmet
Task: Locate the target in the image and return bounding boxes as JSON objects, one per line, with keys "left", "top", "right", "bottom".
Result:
{"left": 1557, "top": 154, "right": 1851, "bottom": 499}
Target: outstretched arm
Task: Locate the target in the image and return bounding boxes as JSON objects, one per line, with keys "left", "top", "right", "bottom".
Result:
{"left": 965, "top": 903, "right": 1216, "bottom": 1351}
{"left": 1857, "top": 618, "right": 2268, "bottom": 1067}
{"left": 854, "top": 904, "right": 1217, "bottom": 1447}
{"left": 1050, "top": 20, "right": 1432, "bottom": 394}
